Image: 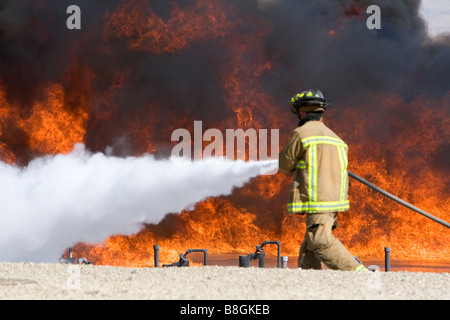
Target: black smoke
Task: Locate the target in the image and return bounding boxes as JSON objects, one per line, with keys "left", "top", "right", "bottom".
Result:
{"left": 0, "top": 0, "right": 448, "bottom": 168}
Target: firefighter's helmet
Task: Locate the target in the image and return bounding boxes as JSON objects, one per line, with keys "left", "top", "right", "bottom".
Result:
{"left": 291, "top": 89, "right": 330, "bottom": 114}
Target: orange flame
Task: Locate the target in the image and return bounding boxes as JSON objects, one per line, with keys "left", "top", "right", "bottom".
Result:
{"left": 0, "top": 85, "right": 16, "bottom": 164}
{"left": 18, "top": 84, "right": 88, "bottom": 155}
{"left": 0, "top": 1, "right": 448, "bottom": 267}
{"left": 103, "top": 0, "right": 235, "bottom": 54}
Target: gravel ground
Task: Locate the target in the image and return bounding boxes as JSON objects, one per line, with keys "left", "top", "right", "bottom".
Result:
{"left": 0, "top": 262, "right": 449, "bottom": 300}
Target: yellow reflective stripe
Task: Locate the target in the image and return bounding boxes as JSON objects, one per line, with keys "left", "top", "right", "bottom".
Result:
{"left": 301, "top": 136, "right": 347, "bottom": 148}
{"left": 296, "top": 160, "right": 306, "bottom": 169}
{"left": 355, "top": 265, "right": 369, "bottom": 272}
{"left": 307, "top": 144, "right": 316, "bottom": 202}
{"left": 308, "top": 144, "right": 313, "bottom": 201}
{"left": 312, "top": 145, "right": 318, "bottom": 202}
{"left": 337, "top": 145, "right": 348, "bottom": 201}
{"left": 287, "top": 200, "right": 350, "bottom": 213}
{"left": 296, "top": 135, "right": 349, "bottom": 213}
{"left": 342, "top": 147, "right": 348, "bottom": 201}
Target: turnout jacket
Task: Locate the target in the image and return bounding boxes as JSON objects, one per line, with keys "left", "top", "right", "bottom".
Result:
{"left": 279, "top": 120, "right": 350, "bottom": 214}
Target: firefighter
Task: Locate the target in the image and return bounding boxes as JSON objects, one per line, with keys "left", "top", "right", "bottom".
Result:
{"left": 279, "top": 89, "right": 368, "bottom": 271}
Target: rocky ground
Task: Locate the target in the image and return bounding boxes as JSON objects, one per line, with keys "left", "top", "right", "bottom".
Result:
{"left": 0, "top": 262, "right": 448, "bottom": 300}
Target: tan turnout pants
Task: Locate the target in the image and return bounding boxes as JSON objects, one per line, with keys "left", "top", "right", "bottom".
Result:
{"left": 298, "top": 212, "right": 360, "bottom": 271}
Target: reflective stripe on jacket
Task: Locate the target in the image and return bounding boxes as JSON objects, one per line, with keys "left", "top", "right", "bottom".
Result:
{"left": 279, "top": 120, "right": 349, "bottom": 214}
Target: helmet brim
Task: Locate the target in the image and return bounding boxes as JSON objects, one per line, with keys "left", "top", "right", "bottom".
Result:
{"left": 293, "top": 102, "right": 330, "bottom": 113}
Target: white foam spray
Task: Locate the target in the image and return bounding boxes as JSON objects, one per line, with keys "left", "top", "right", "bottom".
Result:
{"left": 0, "top": 144, "right": 277, "bottom": 262}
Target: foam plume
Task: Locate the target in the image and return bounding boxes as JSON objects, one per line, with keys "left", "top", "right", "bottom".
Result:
{"left": 0, "top": 144, "right": 276, "bottom": 262}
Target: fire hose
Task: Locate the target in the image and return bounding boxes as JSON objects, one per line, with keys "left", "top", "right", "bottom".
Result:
{"left": 348, "top": 171, "right": 450, "bottom": 229}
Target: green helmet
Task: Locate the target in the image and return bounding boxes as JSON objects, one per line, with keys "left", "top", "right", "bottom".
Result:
{"left": 291, "top": 89, "right": 330, "bottom": 114}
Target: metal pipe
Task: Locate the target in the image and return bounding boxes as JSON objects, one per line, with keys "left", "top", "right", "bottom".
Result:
{"left": 178, "top": 253, "right": 190, "bottom": 267}
{"left": 384, "top": 247, "right": 391, "bottom": 272}
{"left": 163, "top": 252, "right": 190, "bottom": 267}
{"left": 60, "top": 248, "right": 76, "bottom": 264}
{"left": 348, "top": 171, "right": 450, "bottom": 228}
{"left": 78, "top": 257, "right": 91, "bottom": 265}
{"left": 239, "top": 241, "right": 282, "bottom": 268}
{"left": 185, "top": 249, "right": 208, "bottom": 266}
{"left": 261, "top": 241, "right": 281, "bottom": 268}
{"left": 281, "top": 256, "right": 288, "bottom": 269}
{"left": 239, "top": 255, "right": 250, "bottom": 267}
{"left": 153, "top": 245, "right": 160, "bottom": 268}
{"left": 239, "top": 252, "right": 265, "bottom": 268}
{"left": 258, "top": 252, "right": 266, "bottom": 268}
